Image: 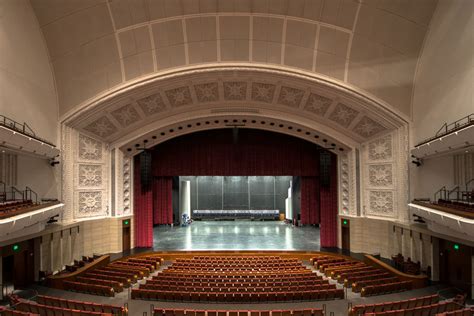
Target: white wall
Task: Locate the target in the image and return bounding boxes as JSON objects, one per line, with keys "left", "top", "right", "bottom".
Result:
{"left": 411, "top": 155, "right": 454, "bottom": 200}
{"left": 413, "top": 0, "right": 474, "bottom": 144}
{"left": 0, "top": 0, "right": 58, "bottom": 144}
{"left": 16, "top": 155, "right": 59, "bottom": 200}
{"left": 411, "top": 0, "right": 473, "bottom": 200}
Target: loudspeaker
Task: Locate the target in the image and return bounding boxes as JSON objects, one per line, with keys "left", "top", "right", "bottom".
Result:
{"left": 140, "top": 151, "right": 152, "bottom": 190}
{"left": 319, "top": 151, "right": 331, "bottom": 188}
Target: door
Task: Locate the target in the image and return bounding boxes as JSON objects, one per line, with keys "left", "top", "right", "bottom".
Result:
{"left": 122, "top": 227, "right": 131, "bottom": 251}
{"left": 341, "top": 219, "right": 350, "bottom": 252}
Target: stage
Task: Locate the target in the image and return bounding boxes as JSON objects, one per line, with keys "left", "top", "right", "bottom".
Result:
{"left": 153, "top": 221, "right": 322, "bottom": 251}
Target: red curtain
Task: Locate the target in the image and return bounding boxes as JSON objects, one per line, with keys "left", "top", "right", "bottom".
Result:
{"left": 133, "top": 156, "right": 153, "bottom": 248}
{"left": 153, "top": 177, "right": 173, "bottom": 225}
{"left": 320, "top": 154, "right": 338, "bottom": 248}
{"left": 151, "top": 130, "right": 319, "bottom": 176}
{"left": 300, "top": 177, "right": 320, "bottom": 225}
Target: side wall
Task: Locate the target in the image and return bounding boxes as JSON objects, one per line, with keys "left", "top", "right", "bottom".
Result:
{"left": 412, "top": 0, "right": 474, "bottom": 144}
{"left": 0, "top": 0, "right": 58, "bottom": 143}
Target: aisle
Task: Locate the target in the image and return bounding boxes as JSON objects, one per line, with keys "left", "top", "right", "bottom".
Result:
{"left": 153, "top": 221, "right": 321, "bottom": 251}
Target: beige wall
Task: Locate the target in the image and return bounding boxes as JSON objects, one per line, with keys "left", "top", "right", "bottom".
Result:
{"left": 17, "top": 154, "right": 59, "bottom": 200}
{"left": 413, "top": 0, "right": 474, "bottom": 144}
{"left": 410, "top": 155, "right": 454, "bottom": 200}
{"left": 28, "top": 0, "right": 438, "bottom": 119}
{"left": 0, "top": 0, "right": 58, "bottom": 144}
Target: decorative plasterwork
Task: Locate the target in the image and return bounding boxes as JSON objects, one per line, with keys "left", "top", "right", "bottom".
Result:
{"left": 77, "top": 191, "right": 103, "bottom": 216}
{"left": 367, "top": 191, "right": 394, "bottom": 217}
{"left": 304, "top": 93, "right": 332, "bottom": 116}
{"left": 339, "top": 153, "right": 350, "bottom": 215}
{"left": 137, "top": 92, "right": 166, "bottom": 115}
{"left": 362, "top": 131, "right": 400, "bottom": 219}
{"left": 277, "top": 86, "right": 305, "bottom": 107}
{"left": 165, "top": 86, "right": 193, "bottom": 107}
{"left": 251, "top": 82, "right": 276, "bottom": 103}
{"left": 78, "top": 134, "right": 102, "bottom": 161}
{"left": 328, "top": 103, "right": 359, "bottom": 128}
{"left": 368, "top": 134, "right": 393, "bottom": 161}
{"left": 368, "top": 164, "right": 393, "bottom": 187}
{"left": 123, "top": 157, "right": 131, "bottom": 216}
{"left": 194, "top": 83, "right": 219, "bottom": 103}
{"left": 69, "top": 68, "right": 401, "bottom": 145}
{"left": 111, "top": 104, "right": 140, "bottom": 127}
{"left": 61, "top": 129, "right": 109, "bottom": 222}
{"left": 84, "top": 116, "right": 118, "bottom": 138}
{"left": 78, "top": 164, "right": 103, "bottom": 188}
{"left": 223, "top": 81, "right": 247, "bottom": 100}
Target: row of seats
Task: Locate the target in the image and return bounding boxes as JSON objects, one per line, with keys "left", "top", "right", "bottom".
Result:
{"left": 63, "top": 281, "right": 114, "bottom": 297}
{"left": 61, "top": 255, "right": 163, "bottom": 297}
{"left": 176, "top": 257, "right": 300, "bottom": 263}
{"left": 140, "top": 283, "right": 336, "bottom": 293}
{"left": 155, "top": 272, "right": 319, "bottom": 280}
{"left": 153, "top": 309, "right": 324, "bottom": 316}
{"left": 131, "top": 288, "right": 344, "bottom": 302}
{"left": 0, "top": 308, "right": 37, "bottom": 316}
{"left": 0, "top": 200, "right": 34, "bottom": 219}
{"left": 311, "top": 255, "right": 413, "bottom": 297}
{"left": 15, "top": 302, "right": 111, "bottom": 316}
{"left": 436, "top": 309, "right": 474, "bottom": 316}
{"left": 360, "top": 281, "right": 412, "bottom": 296}
{"left": 349, "top": 294, "right": 439, "bottom": 315}
{"left": 147, "top": 279, "right": 327, "bottom": 287}
{"left": 362, "top": 301, "right": 464, "bottom": 316}
{"left": 35, "top": 295, "right": 127, "bottom": 315}
{"left": 76, "top": 277, "right": 123, "bottom": 293}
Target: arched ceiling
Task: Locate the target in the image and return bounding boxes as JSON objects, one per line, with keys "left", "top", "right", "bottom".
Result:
{"left": 30, "top": 0, "right": 438, "bottom": 120}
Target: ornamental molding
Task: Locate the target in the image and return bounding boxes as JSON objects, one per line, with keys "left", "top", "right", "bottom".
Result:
{"left": 63, "top": 66, "right": 407, "bottom": 147}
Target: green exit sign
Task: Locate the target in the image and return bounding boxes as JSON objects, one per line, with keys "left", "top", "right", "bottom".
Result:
{"left": 453, "top": 244, "right": 460, "bottom": 251}
{"left": 12, "top": 244, "right": 20, "bottom": 252}
{"left": 343, "top": 220, "right": 348, "bottom": 225}
{"left": 124, "top": 220, "right": 129, "bottom": 225}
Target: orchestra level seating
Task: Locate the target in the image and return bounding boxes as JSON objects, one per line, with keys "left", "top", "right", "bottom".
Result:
{"left": 131, "top": 255, "right": 344, "bottom": 302}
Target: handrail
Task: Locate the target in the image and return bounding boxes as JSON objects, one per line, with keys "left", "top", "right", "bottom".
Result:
{"left": 9, "top": 186, "right": 24, "bottom": 201}
{"left": 0, "top": 114, "right": 55, "bottom": 147}
{"left": 448, "top": 186, "right": 460, "bottom": 200}
{"left": 24, "top": 186, "right": 38, "bottom": 204}
{"left": 415, "top": 113, "right": 474, "bottom": 147}
{"left": 466, "top": 178, "right": 474, "bottom": 191}
{"left": 434, "top": 186, "right": 447, "bottom": 201}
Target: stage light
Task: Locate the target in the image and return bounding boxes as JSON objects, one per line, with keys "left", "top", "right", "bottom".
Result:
{"left": 12, "top": 244, "right": 20, "bottom": 252}
{"left": 453, "top": 244, "right": 460, "bottom": 251}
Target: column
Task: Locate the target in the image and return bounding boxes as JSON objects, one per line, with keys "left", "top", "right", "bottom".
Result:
{"left": 180, "top": 181, "right": 191, "bottom": 223}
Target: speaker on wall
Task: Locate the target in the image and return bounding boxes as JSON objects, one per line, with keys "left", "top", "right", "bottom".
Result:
{"left": 140, "top": 151, "right": 152, "bottom": 190}
{"left": 319, "top": 151, "right": 331, "bottom": 188}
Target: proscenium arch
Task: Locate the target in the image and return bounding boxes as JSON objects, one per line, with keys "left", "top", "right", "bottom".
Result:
{"left": 65, "top": 65, "right": 409, "bottom": 153}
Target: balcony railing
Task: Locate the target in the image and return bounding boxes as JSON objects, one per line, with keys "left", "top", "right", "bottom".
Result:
{"left": 415, "top": 113, "right": 474, "bottom": 147}
{"left": 0, "top": 114, "right": 55, "bottom": 147}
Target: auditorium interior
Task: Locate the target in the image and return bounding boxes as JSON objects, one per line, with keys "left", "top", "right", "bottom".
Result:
{"left": 0, "top": 0, "right": 473, "bottom": 315}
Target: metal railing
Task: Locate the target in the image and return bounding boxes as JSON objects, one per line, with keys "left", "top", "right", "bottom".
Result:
{"left": 415, "top": 113, "right": 474, "bottom": 147}
{"left": 448, "top": 186, "right": 460, "bottom": 200}
{"left": 0, "top": 114, "right": 55, "bottom": 147}
{"left": 7, "top": 186, "right": 24, "bottom": 201}
{"left": 24, "top": 186, "right": 38, "bottom": 204}
{"left": 434, "top": 186, "right": 447, "bottom": 201}
{"left": 466, "top": 178, "right": 474, "bottom": 191}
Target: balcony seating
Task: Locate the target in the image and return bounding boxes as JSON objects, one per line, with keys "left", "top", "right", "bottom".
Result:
{"left": 154, "top": 309, "right": 324, "bottom": 316}
{"left": 348, "top": 294, "right": 439, "bottom": 315}
{"left": 35, "top": 295, "right": 127, "bottom": 315}
{"left": 362, "top": 301, "right": 463, "bottom": 315}
{"left": 63, "top": 280, "right": 115, "bottom": 297}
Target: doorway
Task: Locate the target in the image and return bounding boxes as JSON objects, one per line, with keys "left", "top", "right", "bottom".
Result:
{"left": 122, "top": 219, "right": 131, "bottom": 252}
